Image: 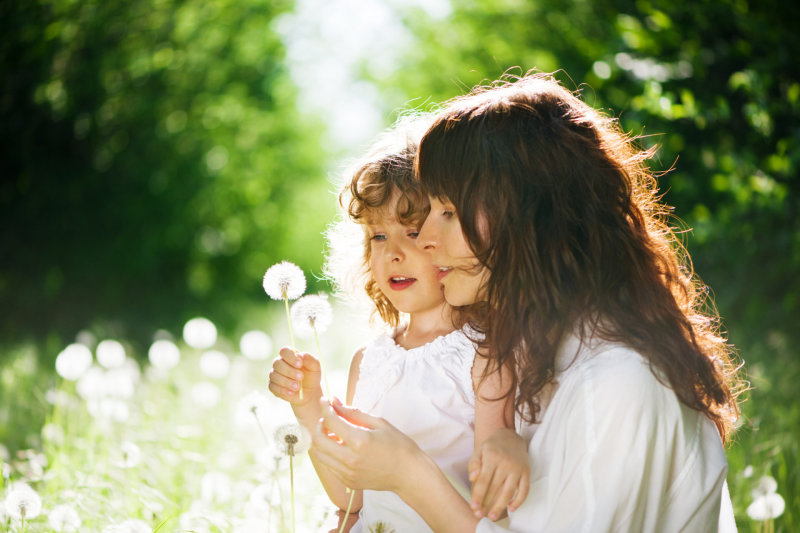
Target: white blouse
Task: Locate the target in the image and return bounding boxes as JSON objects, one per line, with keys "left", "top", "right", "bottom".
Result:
{"left": 352, "top": 328, "right": 477, "bottom": 533}
{"left": 476, "top": 333, "right": 736, "bottom": 533}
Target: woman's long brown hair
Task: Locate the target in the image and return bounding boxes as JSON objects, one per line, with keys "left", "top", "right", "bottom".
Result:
{"left": 417, "top": 73, "right": 743, "bottom": 441}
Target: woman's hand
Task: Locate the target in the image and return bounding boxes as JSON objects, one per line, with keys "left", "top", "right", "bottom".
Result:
{"left": 267, "top": 347, "right": 323, "bottom": 427}
{"left": 311, "top": 397, "right": 422, "bottom": 494}
{"left": 468, "top": 427, "right": 530, "bottom": 520}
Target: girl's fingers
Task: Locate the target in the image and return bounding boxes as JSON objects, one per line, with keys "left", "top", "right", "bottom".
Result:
{"left": 486, "top": 475, "right": 519, "bottom": 520}
{"left": 467, "top": 452, "right": 482, "bottom": 483}
{"left": 278, "top": 346, "right": 303, "bottom": 368}
{"left": 470, "top": 465, "right": 495, "bottom": 516}
{"left": 509, "top": 472, "right": 530, "bottom": 511}
{"left": 268, "top": 368, "right": 301, "bottom": 392}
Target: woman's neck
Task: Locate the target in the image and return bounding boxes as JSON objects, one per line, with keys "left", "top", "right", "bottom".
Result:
{"left": 397, "top": 304, "right": 455, "bottom": 350}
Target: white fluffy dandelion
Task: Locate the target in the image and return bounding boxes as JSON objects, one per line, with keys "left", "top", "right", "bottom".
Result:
{"left": 48, "top": 504, "right": 81, "bottom": 532}
{"left": 274, "top": 423, "right": 312, "bottom": 457}
{"left": 191, "top": 381, "right": 221, "bottom": 409}
{"left": 747, "top": 492, "right": 785, "bottom": 521}
{"left": 199, "top": 350, "right": 230, "bottom": 379}
{"left": 119, "top": 441, "right": 142, "bottom": 469}
{"left": 751, "top": 475, "right": 778, "bottom": 499}
{"left": 55, "top": 343, "right": 93, "bottom": 381}
{"left": 148, "top": 339, "right": 181, "bottom": 370}
{"left": 274, "top": 423, "right": 311, "bottom": 533}
{"left": 291, "top": 293, "right": 333, "bottom": 395}
{"left": 262, "top": 261, "right": 306, "bottom": 301}
{"left": 96, "top": 339, "right": 126, "bottom": 369}
{"left": 263, "top": 260, "right": 307, "bottom": 399}
{"left": 183, "top": 317, "right": 218, "bottom": 349}
{"left": 4, "top": 482, "right": 42, "bottom": 520}
{"left": 291, "top": 293, "right": 333, "bottom": 338}
{"left": 239, "top": 330, "right": 273, "bottom": 360}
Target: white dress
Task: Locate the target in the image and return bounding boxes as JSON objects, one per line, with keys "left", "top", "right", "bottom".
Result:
{"left": 476, "top": 332, "right": 736, "bottom": 533}
{"left": 351, "top": 328, "right": 477, "bottom": 533}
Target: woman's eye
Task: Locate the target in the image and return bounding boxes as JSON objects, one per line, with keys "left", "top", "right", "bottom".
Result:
{"left": 442, "top": 210, "right": 455, "bottom": 218}
{"left": 407, "top": 231, "right": 420, "bottom": 238}
{"left": 370, "top": 234, "right": 386, "bottom": 242}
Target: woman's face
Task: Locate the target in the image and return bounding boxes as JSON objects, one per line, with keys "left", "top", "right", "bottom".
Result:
{"left": 417, "top": 196, "right": 489, "bottom": 307}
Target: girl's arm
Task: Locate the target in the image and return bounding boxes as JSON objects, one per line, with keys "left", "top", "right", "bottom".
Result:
{"left": 268, "top": 347, "right": 363, "bottom": 512}
{"left": 470, "top": 355, "right": 530, "bottom": 521}
{"left": 313, "top": 398, "right": 481, "bottom": 533}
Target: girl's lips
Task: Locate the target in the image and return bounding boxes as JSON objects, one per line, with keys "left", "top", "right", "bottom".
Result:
{"left": 389, "top": 277, "right": 417, "bottom": 290}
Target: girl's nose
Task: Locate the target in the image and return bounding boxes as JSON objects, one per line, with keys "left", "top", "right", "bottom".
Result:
{"left": 417, "top": 218, "right": 438, "bottom": 251}
{"left": 386, "top": 240, "right": 404, "bottom": 262}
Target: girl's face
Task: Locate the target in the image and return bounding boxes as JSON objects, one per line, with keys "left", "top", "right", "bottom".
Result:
{"left": 367, "top": 196, "right": 447, "bottom": 316}
{"left": 417, "top": 197, "right": 489, "bottom": 307}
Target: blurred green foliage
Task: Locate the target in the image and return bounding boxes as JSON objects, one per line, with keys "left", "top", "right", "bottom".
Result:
{"left": 0, "top": 0, "right": 334, "bottom": 348}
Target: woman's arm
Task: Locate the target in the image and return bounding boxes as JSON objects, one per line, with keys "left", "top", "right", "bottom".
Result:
{"left": 313, "top": 398, "right": 482, "bottom": 533}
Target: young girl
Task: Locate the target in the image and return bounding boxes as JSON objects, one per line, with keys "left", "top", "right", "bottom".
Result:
{"left": 311, "top": 73, "right": 743, "bottom": 532}
{"left": 267, "top": 117, "right": 528, "bottom": 532}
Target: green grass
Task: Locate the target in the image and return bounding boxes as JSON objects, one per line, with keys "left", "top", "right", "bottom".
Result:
{"left": 0, "top": 313, "right": 797, "bottom": 532}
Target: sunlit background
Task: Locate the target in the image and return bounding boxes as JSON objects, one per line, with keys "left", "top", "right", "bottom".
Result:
{"left": 1, "top": 0, "right": 797, "bottom": 531}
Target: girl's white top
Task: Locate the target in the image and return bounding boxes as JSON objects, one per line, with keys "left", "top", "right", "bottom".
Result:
{"left": 476, "top": 332, "right": 737, "bottom": 533}
{"left": 351, "top": 328, "right": 477, "bottom": 533}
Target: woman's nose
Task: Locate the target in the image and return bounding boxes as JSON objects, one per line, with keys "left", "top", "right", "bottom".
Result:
{"left": 417, "top": 218, "right": 438, "bottom": 251}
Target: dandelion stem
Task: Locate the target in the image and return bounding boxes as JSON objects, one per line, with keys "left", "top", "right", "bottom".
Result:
{"left": 283, "top": 294, "right": 302, "bottom": 401}
{"left": 338, "top": 489, "right": 356, "bottom": 533}
{"left": 251, "top": 409, "right": 270, "bottom": 447}
{"left": 313, "top": 327, "right": 331, "bottom": 397}
{"left": 290, "top": 454, "right": 296, "bottom": 533}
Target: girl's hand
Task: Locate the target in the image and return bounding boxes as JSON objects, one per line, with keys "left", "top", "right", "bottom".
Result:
{"left": 268, "top": 347, "right": 323, "bottom": 426}
{"left": 311, "top": 397, "right": 422, "bottom": 494}
{"left": 468, "top": 427, "right": 530, "bottom": 520}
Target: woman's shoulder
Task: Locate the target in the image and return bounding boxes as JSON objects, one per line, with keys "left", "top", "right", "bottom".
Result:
{"left": 557, "top": 335, "right": 680, "bottom": 413}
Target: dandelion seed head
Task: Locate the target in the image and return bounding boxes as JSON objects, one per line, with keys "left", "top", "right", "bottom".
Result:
{"left": 234, "top": 391, "right": 271, "bottom": 429}
{"left": 119, "top": 441, "right": 141, "bottom": 468}
{"left": 106, "top": 367, "right": 136, "bottom": 399}
{"left": 291, "top": 293, "right": 333, "bottom": 338}
{"left": 747, "top": 492, "right": 785, "bottom": 521}
{"left": 148, "top": 339, "right": 181, "bottom": 370}
{"left": 245, "top": 483, "right": 274, "bottom": 514}
{"left": 48, "top": 504, "right": 82, "bottom": 532}
{"left": 274, "top": 423, "right": 311, "bottom": 456}
{"left": 192, "top": 382, "right": 221, "bottom": 409}
{"left": 263, "top": 261, "right": 306, "bottom": 301}
{"left": 751, "top": 475, "right": 778, "bottom": 499}
{"left": 183, "top": 317, "right": 218, "bottom": 349}
{"left": 4, "top": 482, "right": 42, "bottom": 520}
{"left": 96, "top": 339, "right": 127, "bottom": 369}
{"left": 76, "top": 366, "right": 107, "bottom": 400}
{"left": 55, "top": 343, "right": 93, "bottom": 381}
{"left": 199, "top": 350, "right": 230, "bottom": 379}
{"left": 239, "top": 330, "right": 273, "bottom": 360}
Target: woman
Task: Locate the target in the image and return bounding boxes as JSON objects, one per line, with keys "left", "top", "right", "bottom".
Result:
{"left": 312, "top": 73, "right": 742, "bottom": 532}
